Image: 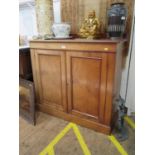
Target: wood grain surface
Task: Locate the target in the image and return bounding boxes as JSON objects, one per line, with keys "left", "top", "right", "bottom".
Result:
{"left": 66, "top": 52, "right": 107, "bottom": 123}
{"left": 30, "top": 40, "right": 125, "bottom": 134}
{"left": 34, "top": 49, "right": 67, "bottom": 112}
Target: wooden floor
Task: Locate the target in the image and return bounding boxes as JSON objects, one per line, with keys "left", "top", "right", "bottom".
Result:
{"left": 19, "top": 112, "right": 135, "bottom": 155}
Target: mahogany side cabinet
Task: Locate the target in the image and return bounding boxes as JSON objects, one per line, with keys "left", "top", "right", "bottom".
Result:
{"left": 30, "top": 39, "right": 125, "bottom": 134}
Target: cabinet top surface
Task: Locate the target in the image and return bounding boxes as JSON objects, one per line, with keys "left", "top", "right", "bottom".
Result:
{"left": 30, "top": 38, "right": 126, "bottom": 53}
{"left": 30, "top": 38, "right": 126, "bottom": 44}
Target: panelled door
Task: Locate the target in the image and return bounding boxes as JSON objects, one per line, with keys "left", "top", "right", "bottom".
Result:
{"left": 66, "top": 51, "right": 108, "bottom": 123}
{"left": 34, "top": 49, "right": 67, "bottom": 112}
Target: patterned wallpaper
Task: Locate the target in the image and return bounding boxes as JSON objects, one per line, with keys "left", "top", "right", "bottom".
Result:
{"left": 35, "top": 0, "right": 54, "bottom": 35}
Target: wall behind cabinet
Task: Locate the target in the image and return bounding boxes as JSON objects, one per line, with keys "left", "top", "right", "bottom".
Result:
{"left": 61, "top": 0, "right": 134, "bottom": 39}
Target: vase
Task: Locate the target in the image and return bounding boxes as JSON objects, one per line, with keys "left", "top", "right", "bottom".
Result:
{"left": 107, "top": 3, "right": 127, "bottom": 39}
{"left": 51, "top": 23, "right": 71, "bottom": 38}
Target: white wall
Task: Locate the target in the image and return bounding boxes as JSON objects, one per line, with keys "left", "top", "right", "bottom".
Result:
{"left": 120, "top": 14, "right": 135, "bottom": 116}
{"left": 126, "top": 34, "right": 135, "bottom": 114}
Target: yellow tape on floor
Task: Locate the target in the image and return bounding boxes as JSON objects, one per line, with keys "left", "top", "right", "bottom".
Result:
{"left": 39, "top": 123, "right": 91, "bottom": 155}
{"left": 108, "top": 135, "right": 128, "bottom": 155}
{"left": 50, "top": 123, "right": 72, "bottom": 146}
{"left": 72, "top": 123, "right": 91, "bottom": 155}
{"left": 40, "top": 122, "right": 131, "bottom": 155}
{"left": 39, "top": 124, "right": 72, "bottom": 155}
{"left": 124, "top": 116, "right": 135, "bottom": 129}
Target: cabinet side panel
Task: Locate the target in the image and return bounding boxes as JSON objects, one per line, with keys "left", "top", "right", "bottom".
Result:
{"left": 104, "top": 53, "right": 116, "bottom": 126}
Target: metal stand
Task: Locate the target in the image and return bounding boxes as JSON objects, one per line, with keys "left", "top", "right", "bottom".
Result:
{"left": 115, "top": 95, "right": 128, "bottom": 141}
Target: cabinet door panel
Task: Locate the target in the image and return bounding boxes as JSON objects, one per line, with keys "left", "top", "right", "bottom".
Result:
{"left": 67, "top": 52, "right": 107, "bottom": 122}
{"left": 35, "top": 50, "right": 67, "bottom": 111}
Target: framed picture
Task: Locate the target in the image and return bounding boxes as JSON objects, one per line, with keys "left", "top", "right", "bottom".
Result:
{"left": 19, "top": 78, "right": 35, "bottom": 125}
